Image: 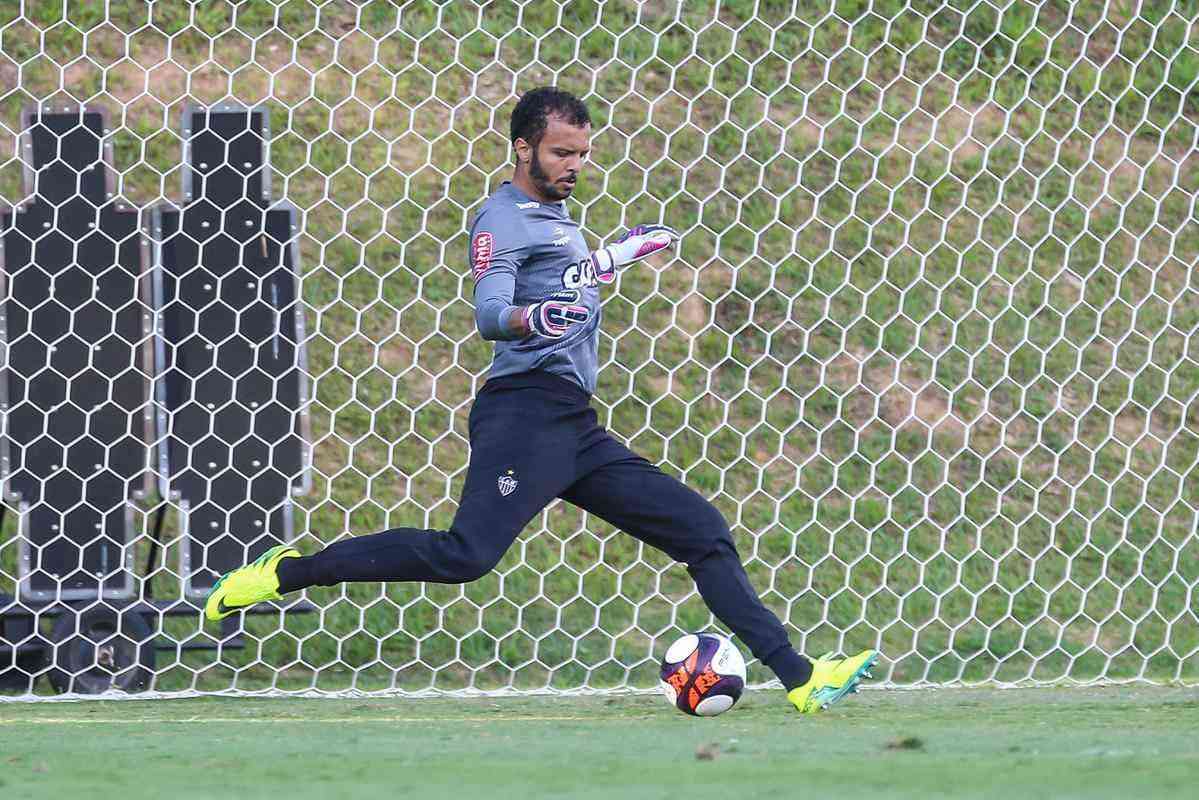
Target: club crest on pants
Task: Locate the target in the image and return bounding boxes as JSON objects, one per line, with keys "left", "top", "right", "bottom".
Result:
{"left": 498, "top": 470, "right": 518, "bottom": 496}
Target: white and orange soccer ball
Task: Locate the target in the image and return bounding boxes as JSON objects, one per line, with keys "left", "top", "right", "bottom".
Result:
{"left": 659, "top": 632, "right": 746, "bottom": 716}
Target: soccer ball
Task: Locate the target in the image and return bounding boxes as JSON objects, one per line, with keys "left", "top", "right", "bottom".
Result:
{"left": 659, "top": 632, "right": 746, "bottom": 716}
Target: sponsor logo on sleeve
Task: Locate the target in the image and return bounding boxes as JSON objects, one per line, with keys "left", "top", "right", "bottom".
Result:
{"left": 516, "top": 201, "right": 539, "bottom": 209}
{"left": 472, "top": 232, "right": 494, "bottom": 280}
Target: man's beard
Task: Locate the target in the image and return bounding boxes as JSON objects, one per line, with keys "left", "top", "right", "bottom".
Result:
{"left": 530, "top": 147, "right": 571, "bottom": 201}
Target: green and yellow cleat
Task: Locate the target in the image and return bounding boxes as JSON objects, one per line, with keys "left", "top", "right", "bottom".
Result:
{"left": 204, "top": 544, "right": 301, "bottom": 623}
{"left": 787, "top": 649, "right": 879, "bottom": 714}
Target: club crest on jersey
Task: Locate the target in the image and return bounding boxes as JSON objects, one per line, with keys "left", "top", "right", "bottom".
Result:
{"left": 472, "top": 232, "right": 494, "bottom": 280}
{"left": 562, "top": 257, "right": 599, "bottom": 288}
{"left": 552, "top": 225, "right": 569, "bottom": 247}
{"left": 498, "top": 470, "right": 518, "bottom": 497}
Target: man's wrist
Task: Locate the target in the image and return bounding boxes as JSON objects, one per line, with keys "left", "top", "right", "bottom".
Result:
{"left": 591, "top": 247, "right": 615, "bottom": 278}
{"left": 501, "top": 305, "right": 532, "bottom": 338}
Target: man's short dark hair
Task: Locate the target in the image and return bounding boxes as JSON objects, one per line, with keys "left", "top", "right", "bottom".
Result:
{"left": 509, "top": 86, "right": 591, "bottom": 151}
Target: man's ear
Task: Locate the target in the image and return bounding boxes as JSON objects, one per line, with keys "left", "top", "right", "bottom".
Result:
{"left": 514, "top": 138, "right": 531, "bottom": 164}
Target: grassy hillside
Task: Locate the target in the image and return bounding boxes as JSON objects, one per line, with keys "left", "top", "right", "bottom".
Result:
{"left": 1, "top": 0, "right": 1197, "bottom": 693}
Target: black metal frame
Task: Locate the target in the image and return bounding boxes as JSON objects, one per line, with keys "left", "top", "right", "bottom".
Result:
{"left": 1, "top": 590, "right": 313, "bottom": 653}
{"left": 1, "top": 588, "right": 316, "bottom": 694}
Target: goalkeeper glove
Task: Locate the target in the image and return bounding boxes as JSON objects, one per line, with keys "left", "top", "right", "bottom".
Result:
{"left": 522, "top": 289, "right": 591, "bottom": 338}
{"left": 591, "top": 224, "right": 680, "bottom": 284}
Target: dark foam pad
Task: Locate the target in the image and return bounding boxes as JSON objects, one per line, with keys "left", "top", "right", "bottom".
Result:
{"left": 2, "top": 198, "right": 145, "bottom": 596}
{"left": 157, "top": 204, "right": 304, "bottom": 589}
{"left": 187, "top": 109, "right": 265, "bottom": 208}
{"left": 26, "top": 110, "right": 107, "bottom": 206}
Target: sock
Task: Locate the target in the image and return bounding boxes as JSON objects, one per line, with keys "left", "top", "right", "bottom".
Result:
{"left": 764, "top": 647, "right": 813, "bottom": 691}
{"left": 276, "top": 554, "right": 316, "bottom": 594}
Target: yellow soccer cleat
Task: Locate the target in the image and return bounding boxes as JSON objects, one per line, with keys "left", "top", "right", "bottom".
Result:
{"left": 204, "top": 544, "right": 301, "bottom": 623}
{"left": 787, "top": 649, "right": 879, "bottom": 714}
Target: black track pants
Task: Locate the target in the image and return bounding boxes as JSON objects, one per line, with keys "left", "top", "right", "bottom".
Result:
{"left": 278, "top": 370, "right": 810, "bottom": 685}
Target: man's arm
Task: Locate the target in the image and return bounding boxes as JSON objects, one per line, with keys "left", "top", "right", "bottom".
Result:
{"left": 475, "top": 271, "right": 530, "bottom": 340}
{"left": 471, "top": 212, "right": 590, "bottom": 340}
{"left": 470, "top": 215, "right": 530, "bottom": 341}
{"left": 477, "top": 276, "right": 590, "bottom": 340}
{"left": 591, "top": 224, "right": 680, "bottom": 283}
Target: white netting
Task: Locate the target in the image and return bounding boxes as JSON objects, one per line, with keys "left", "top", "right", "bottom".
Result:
{"left": 1, "top": 0, "right": 1197, "bottom": 699}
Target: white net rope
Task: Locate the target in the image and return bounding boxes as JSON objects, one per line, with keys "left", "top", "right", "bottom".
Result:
{"left": 1, "top": 0, "right": 1197, "bottom": 698}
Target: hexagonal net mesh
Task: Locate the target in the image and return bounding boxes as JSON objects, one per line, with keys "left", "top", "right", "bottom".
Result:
{"left": 0, "top": 0, "right": 1197, "bottom": 699}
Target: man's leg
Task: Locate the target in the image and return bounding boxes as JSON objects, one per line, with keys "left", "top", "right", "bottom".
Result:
{"left": 560, "top": 439, "right": 813, "bottom": 691}
{"left": 275, "top": 394, "right": 578, "bottom": 591}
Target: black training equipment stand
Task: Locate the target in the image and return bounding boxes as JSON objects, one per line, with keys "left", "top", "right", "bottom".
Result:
{"left": 0, "top": 104, "right": 313, "bottom": 695}
{"left": 153, "top": 104, "right": 311, "bottom": 599}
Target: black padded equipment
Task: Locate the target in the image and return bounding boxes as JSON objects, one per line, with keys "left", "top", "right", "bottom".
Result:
{"left": 26, "top": 109, "right": 107, "bottom": 206}
{"left": 156, "top": 107, "right": 305, "bottom": 595}
{"left": 1, "top": 108, "right": 146, "bottom": 600}
{"left": 185, "top": 107, "right": 266, "bottom": 207}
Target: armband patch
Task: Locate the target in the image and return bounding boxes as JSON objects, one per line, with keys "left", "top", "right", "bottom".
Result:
{"left": 472, "top": 232, "right": 494, "bottom": 280}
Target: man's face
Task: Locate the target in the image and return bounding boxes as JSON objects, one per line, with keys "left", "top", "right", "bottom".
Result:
{"left": 519, "top": 115, "right": 591, "bottom": 201}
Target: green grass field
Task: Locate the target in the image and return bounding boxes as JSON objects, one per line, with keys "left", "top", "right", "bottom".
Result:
{"left": 2, "top": 686, "right": 1198, "bottom": 798}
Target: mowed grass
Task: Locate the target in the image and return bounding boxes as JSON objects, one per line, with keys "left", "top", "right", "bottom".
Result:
{"left": 1, "top": 686, "right": 1198, "bottom": 799}
{"left": 1, "top": 0, "right": 1198, "bottom": 695}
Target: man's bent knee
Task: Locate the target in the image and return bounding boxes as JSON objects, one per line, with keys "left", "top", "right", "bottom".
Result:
{"left": 453, "top": 555, "right": 500, "bottom": 583}
{"left": 675, "top": 500, "right": 737, "bottom": 567}
{"left": 436, "top": 533, "right": 505, "bottom": 583}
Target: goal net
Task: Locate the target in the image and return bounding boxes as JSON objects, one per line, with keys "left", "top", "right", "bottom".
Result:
{"left": 0, "top": 0, "right": 1196, "bottom": 698}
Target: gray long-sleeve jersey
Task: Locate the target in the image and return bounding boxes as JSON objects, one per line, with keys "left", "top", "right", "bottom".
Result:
{"left": 469, "top": 181, "right": 602, "bottom": 393}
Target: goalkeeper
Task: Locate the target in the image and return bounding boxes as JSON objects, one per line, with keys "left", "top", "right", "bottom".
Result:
{"left": 206, "top": 87, "right": 877, "bottom": 713}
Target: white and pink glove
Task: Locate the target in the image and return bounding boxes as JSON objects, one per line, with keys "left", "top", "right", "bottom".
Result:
{"left": 522, "top": 289, "right": 591, "bottom": 338}
{"left": 591, "top": 224, "right": 680, "bottom": 284}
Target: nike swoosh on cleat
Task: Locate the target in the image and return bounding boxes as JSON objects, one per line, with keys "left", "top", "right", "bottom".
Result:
{"left": 216, "top": 598, "right": 237, "bottom": 616}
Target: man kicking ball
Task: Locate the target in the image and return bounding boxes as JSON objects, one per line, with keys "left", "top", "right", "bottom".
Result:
{"left": 205, "top": 86, "right": 878, "bottom": 713}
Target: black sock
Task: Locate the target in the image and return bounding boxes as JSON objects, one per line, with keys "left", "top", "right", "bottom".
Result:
{"left": 764, "top": 647, "right": 813, "bottom": 691}
{"left": 276, "top": 554, "right": 316, "bottom": 594}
